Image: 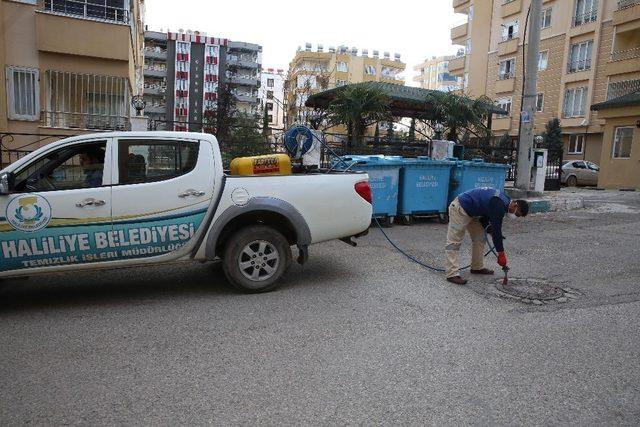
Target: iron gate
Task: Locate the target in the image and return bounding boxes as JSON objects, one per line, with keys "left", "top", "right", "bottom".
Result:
{"left": 544, "top": 148, "right": 563, "bottom": 191}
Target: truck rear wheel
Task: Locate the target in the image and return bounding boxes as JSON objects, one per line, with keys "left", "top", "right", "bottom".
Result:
{"left": 222, "top": 225, "right": 292, "bottom": 293}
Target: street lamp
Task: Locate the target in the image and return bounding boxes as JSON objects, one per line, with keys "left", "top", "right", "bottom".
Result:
{"left": 434, "top": 122, "right": 444, "bottom": 140}
{"left": 534, "top": 135, "right": 544, "bottom": 147}
{"left": 131, "top": 95, "right": 146, "bottom": 117}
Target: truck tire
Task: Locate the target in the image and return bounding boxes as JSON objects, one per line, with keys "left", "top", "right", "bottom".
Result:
{"left": 222, "top": 225, "right": 292, "bottom": 293}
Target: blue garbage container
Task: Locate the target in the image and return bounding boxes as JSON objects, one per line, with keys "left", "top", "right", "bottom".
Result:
{"left": 447, "top": 159, "right": 511, "bottom": 204}
{"left": 333, "top": 156, "right": 403, "bottom": 221}
{"left": 397, "top": 158, "right": 455, "bottom": 218}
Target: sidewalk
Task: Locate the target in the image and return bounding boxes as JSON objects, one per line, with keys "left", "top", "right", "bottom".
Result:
{"left": 505, "top": 187, "right": 585, "bottom": 214}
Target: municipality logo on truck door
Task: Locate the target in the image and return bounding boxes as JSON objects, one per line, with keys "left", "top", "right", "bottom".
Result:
{"left": 6, "top": 195, "right": 52, "bottom": 232}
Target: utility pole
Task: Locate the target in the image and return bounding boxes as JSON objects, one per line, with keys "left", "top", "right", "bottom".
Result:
{"left": 515, "top": 0, "right": 542, "bottom": 190}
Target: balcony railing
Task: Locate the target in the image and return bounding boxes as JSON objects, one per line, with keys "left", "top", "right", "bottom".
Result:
{"left": 572, "top": 10, "right": 598, "bottom": 27}
{"left": 611, "top": 47, "right": 640, "bottom": 61}
{"left": 567, "top": 59, "right": 592, "bottom": 73}
{"left": 498, "top": 71, "right": 515, "bottom": 80}
{"left": 618, "top": 0, "right": 639, "bottom": 9}
{"left": 41, "top": 0, "right": 129, "bottom": 24}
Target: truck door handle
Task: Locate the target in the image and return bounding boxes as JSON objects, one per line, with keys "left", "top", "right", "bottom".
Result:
{"left": 178, "top": 189, "right": 206, "bottom": 198}
{"left": 76, "top": 198, "right": 106, "bottom": 208}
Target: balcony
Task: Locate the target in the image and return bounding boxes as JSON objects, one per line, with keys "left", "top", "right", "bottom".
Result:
{"left": 227, "top": 56, "right": 260, "bottom": 69}
{"left": 501, "top": 0, "right": 522, "bottom": 18}
{"left": 572, "top": 10, "right": 598, "bottom": 27}
{"left": 608, "top": 47, "right": 640, "bottom": 75}
{"left": 41, "top": 0, "right": 129, "bottom": 24}
{"left": 227, "top": 75, "right": 259, "bottom": 86}
{"left": 36, "top": 6, "right": 130, "bottom": 60}
{"left": 144, "top": 48, "right": 166, "bottom": 60}
{"left": 495, "top": 75, "right": 516, "bottom": 93}
{"left": 143, "top": 66, "right": 166, "bottom": 78}
{"left": 144, "top": 104, "right": 166, "bottom": 114}
{"left": 228, "top": 41, "right": 261, "bottom": 53}
{"left": 234, "top": 94, "right": 257, "bottom": 103}
{"left": 498, "top": 37, "right": 519, "bottom": 56}
{"left": 143, "top": 86, "right": 166, "bottom": 96}
{"left": 613, "top": 0, "right": 640, "bottom": 25}
{"left": 492, "top": 117, "right": 512, "bottom": 131}
{"left": 451, "top": 22, "right": 468, "bottom": 45}
{"left": 567, "top": 59, "right": 592, "bottom": 73}
{"left": 448, "top": 55, "right": 466, "bottom": 74}
{"left": 453, "top": 0, "right": 470, "bottom": 14}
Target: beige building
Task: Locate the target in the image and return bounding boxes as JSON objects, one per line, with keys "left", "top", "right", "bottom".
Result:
{"left": 285, "top": 44, "right": 406, "bottom": 126}
{"left": 414, "top": 55, "right": 462, "bottom": 92}
{"left": 1, "top": 0, "right": 145, "bottom": 165}
{"left": 449, "top": 0, "right": 640, "bottom": 180}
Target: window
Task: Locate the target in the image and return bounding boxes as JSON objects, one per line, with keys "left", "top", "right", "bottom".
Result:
{"left": 266, "top": 102, "right": 273, "bottom": 111}
{"left": 176, "top": 42, "right": 190, "bottom": 54}
{"left": 538, "top": 51, "right": 549, "bottom": 71}
{"left": 463, "top": 72, "right": 469, "bottom": 89}
{"left": 563, "top": 87, "right": 588, "bottom": 117}
{"left": 541, "top": 8, "right": 552, "bottom": 28}
{"left": 14, "top": 142, "right": 107, "bottom": 193}
{"left": 495, "top": 97, "right": 512, "bottom": 117}
{"left": 6, "top": 66, "right": 39, "bottom": 121}
{"left": 498, "top": 59, "right": 515, "bottom": 80}
{"left": 501, "top": 20, "right": 519, "bottom": 41}
{"left": 573, "top": 0, "right": 598, "bottom": 26}
{"left": 466, "top": 39, "right": 472, "bottom": 54}
{"left": 118, "top": 140, "right": 199, "bottom": 185}
{"left": 569, "top": 134, "right": 585, "bottom": 153}
{"left": 267, "top": 78, "right": 274, "bottom": 87}
{"left": 587, "top": 162, "right": 599, "bottom": 171}
{"left": 469, "top": 5, "right": 474, "bottom": 19}
{"left": 612, "top": 127, "right": 634, "bottom": 159}
{"left": 568, "top": 41, "right": 593, "bottom": 72}
{"left": 266, "top": 90, "right": 274, "bottom": 99}
{"left": 336, "top": 79, "right": 347, "bottom": 87}
{"left": 268, "top": 114, "right": 273, "bottom": 123}
{"left": 365, "top": 65, "right": 376, "bottom": 76}
{"left": 536, "top": 93, "right": 544, "bottom": 112}
{"left": 336, "top": 61, "right": 348, "bottom": 72}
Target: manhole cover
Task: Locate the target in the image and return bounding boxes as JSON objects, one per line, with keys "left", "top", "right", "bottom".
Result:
{"left": 496, "top": 278, "right": 564, "bottom": 301}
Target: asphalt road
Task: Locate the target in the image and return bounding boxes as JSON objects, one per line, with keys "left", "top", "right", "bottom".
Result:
{"left": 1, "top": 189, "right": 639, "bottom": 425}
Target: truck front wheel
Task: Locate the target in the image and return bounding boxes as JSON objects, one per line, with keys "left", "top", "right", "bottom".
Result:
{"left": 222, "top": 225, "right": 292, "bottom": 293}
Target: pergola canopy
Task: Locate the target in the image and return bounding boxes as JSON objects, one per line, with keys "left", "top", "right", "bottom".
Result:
{"left": 305, "top": 81, "right": 507, "bottom": 119}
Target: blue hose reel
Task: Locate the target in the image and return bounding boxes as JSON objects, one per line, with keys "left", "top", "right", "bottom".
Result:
{"left": 284, "top": 125, "right": 314, "bottom": 159}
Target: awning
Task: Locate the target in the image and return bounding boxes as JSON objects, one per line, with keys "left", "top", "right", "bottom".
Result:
{"left": 304, "top": 81, "right": 507, "bottom": 119}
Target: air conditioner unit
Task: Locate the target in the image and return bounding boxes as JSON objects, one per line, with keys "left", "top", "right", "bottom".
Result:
{"left": 305, "top": 42, "right": 312, "bottom": 51}
{"left": 394, "top": 53, "right": 401, "bottom": 61}
{"left": 362, "top": 49, "right": 369, "bottom": 57}
{"left": 317, "top": 44, "right": 324, "bottom": 52}
{"left": 329, "top": 46, "right": 336, "bottom": 52}
{"left": 384, "top": 51, "right": 390, "bottom": 59}
{"left": 373, "top": 50, "right": 379, "bottom": 58}
{"left": 351, "top": 47, "right": 358, "bottom": 55}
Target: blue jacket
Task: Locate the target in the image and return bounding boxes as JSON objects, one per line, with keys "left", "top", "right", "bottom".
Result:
{"left": 458, "top": 188, "right": 511, "bottom": 252}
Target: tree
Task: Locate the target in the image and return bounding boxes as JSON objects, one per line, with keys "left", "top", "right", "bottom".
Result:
{"left": 327, "top": 85, "right": 391, "bottom": 149}
{"left": 386, "top": 120, "right": 394, "bottom": 142}
{"left": 408, "top": 118, "right": 416, "bottom": 142}
{"left": 542, "top": 118, "right": 563, "bottom": 162}
{"left": 498, "top": 132, "right": 512, "bottom": 149}
{"left": 424, "top": 91, "right": 492, "bottom": 143}
{"left": 262, "top": 107, "right": 270, "bottom": 136}
{"left": 202, "top": 82, "right": 237, "bottom": 139}
{"left": 373, "top": 122, "right": 380, "bottom": 144}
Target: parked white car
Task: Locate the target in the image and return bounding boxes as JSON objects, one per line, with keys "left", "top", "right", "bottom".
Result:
{"left": 561, "top": 160, "right": 599, "bottom": 187}
{"left": 0, "top": 132, "right": 373, "bottom": 292}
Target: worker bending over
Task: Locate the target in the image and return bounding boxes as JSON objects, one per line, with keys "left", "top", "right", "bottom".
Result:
{"left": 445, "top": 187, "right": 529, "bottom": 285}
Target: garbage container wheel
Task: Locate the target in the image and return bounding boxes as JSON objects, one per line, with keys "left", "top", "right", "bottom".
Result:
{"left": 396, "top": 215, "right": 413, "bottom": 226}
{"left": 438, "top": 213, "right": 449, "bottom": 224}
{"left": 376, "top": 216, "right": 393, "bottom": 228}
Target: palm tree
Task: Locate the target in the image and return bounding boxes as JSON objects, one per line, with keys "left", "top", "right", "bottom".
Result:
{"left": 327, "top": 85, "right": 391, "bottom": 149}
{"left": 424, "top": 91, "right": 492, "bottom": 143}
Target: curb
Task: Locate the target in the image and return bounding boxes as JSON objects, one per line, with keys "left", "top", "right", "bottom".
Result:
{"left": 527, "top": 196, "right": 584, "bottom": 214}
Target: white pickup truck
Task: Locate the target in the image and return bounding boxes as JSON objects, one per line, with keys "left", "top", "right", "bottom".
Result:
{"left": 0, "top": 132, "right": 372, "bottom": 292}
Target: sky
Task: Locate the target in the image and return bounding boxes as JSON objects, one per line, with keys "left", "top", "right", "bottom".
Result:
{"left": 144, "top": 0, "right": 464, "bottom": 86}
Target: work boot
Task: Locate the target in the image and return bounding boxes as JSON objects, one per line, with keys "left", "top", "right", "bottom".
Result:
{"left": 446, "top": 276, "right": 468, "bottom": 285}
{"left": 470, "top": 268, "right": 494, "bottom": 275}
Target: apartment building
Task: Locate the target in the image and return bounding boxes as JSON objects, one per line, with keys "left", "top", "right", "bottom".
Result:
{"left": 413, "top": 55, "right": 462, "bottom": 92}
{"left": 286, "top": 43, "right": 406, "bottom": 125}
{"left": 225, "top": 41, "right": 262, "bottom": 115}
{"left": 449, "top": 0, "right": 640, "bottom": 173}
{"left": 258, "top": 68, "right": 286, "bottom": 130}
{"left": 1, "top": 0, "right": 145, "bottom": 157}
{"left": 142, "top": 30, "right": 261, "bottom": 131}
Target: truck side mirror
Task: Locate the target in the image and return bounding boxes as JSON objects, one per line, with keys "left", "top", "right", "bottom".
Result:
{"left": 0, "top": 172, "right": 15, "bottom": 195}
